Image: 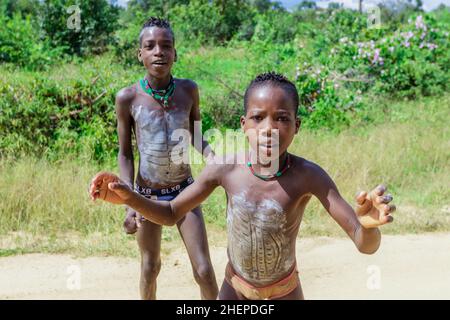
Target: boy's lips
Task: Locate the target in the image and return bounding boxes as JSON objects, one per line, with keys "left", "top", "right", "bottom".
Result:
{"left": 258, "top": 140, "right": 279, "bottom": 148}
{"left": 152, "top": 61, "right": 167, "bottom": 65}
{"left": 258, "top": 144, "right": 279, "bottom": 155}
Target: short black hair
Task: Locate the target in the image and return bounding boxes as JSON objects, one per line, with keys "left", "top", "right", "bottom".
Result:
{"left": 244, "top": 72, "right": 299, "bottom": 114}
{"left": 139, "top": 17, "right": 175, "bottom": 47}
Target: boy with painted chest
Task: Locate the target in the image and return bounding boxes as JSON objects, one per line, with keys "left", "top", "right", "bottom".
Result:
{"left": 115, "top": 17, "right": 218, "bottom": 300}
{"left": 92, "top": 72, "right": 396, "bottom": 300}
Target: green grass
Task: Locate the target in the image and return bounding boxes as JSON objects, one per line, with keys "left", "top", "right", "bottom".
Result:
{"left": 0, "top": 94, "right": 449, "bottom": 257}
{"left": 294, "top": 94, "right": 450, "bottom": 236}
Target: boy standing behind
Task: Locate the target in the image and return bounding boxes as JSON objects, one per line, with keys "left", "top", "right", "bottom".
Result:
{"left": 115, "top": 17, "right": 218, "bottom": 300}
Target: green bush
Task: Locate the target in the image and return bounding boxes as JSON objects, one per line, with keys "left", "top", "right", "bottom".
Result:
{"left": 0, "top": 55, "right": 142, "bottom": 161}
{"left": 0, "top": 0, "right": 42, "bottom": 17}
{"left": 295, "top": 64, "right": 363, "bottom": 131}
{"left": 40, "top": 0, "right": 119, "bottom": 56}
{"left": 113, "top": 17, "right": 142, "bottom": 66}
{"left": 0, "top": 13, "right": 64, "bottom": 69}
{"left": 290, "top": 10, "right": 449, "bottom": 130}
{"left": 1, "top": 5, "right": 449, "bottom": 158}
{"left": 168, "top": 0, "right": 254, "bottom": 45}
{"left": 330, "top": 14, "right": 449, "bottom": 98}
{"left": 0, "top": 0, "right": 120, "bottom": 68}
{"left": 251, "top": 10, "right": 298, "bottom": 44}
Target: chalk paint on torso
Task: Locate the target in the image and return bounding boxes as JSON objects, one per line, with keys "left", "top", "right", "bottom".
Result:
{"left": 132, "top": 104, "right": 191, "bottom": 186}
{"left": 226, "top": 192, "right": 295, "bottom": 286}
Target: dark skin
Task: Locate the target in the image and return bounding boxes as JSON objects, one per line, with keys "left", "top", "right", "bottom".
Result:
{"left": 115, "top": 26, "right": 217, "bottom": 300}
{"left": 92, "top": 84, "right": 396, "bottom": 300}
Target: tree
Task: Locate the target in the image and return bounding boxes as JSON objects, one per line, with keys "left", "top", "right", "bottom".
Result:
{"left": 251, "top": 0, "right": 284, "bottom": 13}
{"left": 328, "top": 2, "right": 343, "bottom": 10}
{"left": 127, "top": 0, "right": 189, "bottom": 15}
{"left": 0, "top": 0, "right": 41, "bottom": 17}
{"left": 296, "top": 1, "right": 317, "bottom": 10}
{"left": 41, "top": 0, "right": 119, "bottom": 56}
{"left": 435, "top": 3, "right": 448, "bottom": 11}
{"left": 167, "top": 0, "right": 255, "bottom": 44}
{"left": 414, "top": 0, "right": 423, "bottom": 10}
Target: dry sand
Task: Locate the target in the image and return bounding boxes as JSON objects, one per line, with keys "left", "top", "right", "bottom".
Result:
{"left": 1, "top": 233, "right": 449, "bottom": 300}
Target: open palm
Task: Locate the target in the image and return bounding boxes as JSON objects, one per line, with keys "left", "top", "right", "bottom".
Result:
{"left": 356, "top": 185, "right": 396, "bottom": 228}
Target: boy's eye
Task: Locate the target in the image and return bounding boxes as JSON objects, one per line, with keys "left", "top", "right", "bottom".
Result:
{"left": 277, "top": 116, "right": 289, "bottom": 121}
{"left": 251, "top": 115, "right": 263, "bottom": 121}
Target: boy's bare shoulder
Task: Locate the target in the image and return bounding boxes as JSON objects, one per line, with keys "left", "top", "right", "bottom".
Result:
{"left": 291, "top": 154, "right": 335, "bottom": 193}
{"left": 116, "top": 84, "right": 137, "bottom": 107}
{"left": 175, "top": 78, "right": 198, "bottom": 92}
{"left": 291, "top": 154, "right": 327, "bottom": 178}
{"left": 200, "top": 153, "right": 241, "bottom": 186}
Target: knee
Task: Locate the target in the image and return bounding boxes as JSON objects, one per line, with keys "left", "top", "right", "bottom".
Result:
{"left": 193, "top": 263, "right": 216, "bottom": 285}
{"left": 141, "top": 256, "right": 161, "bottom": 280}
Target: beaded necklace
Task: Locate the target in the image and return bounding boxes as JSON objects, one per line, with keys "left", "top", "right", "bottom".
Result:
{"left": 140, "top": 76, "right": 176, "bottom": 109}
{"left": 247, "top": 153, "right": 292, "bottom": 181}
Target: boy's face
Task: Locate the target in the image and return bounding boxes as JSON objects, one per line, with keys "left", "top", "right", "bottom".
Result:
{"left": 138, "top": 27, "right": 176, "bottom": 78}
{"left": 241, "top": 85, "right": 300, "bottom": 161}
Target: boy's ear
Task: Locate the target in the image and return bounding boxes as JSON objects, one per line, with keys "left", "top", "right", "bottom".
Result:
{"left": 137, "top": 48, "right": 143, "bottom": 63}
{"left": 295, "top": 117, "right": 301, "bottom": 134}
{"left": 240, "top": 115, "right": 246, "bottom": 130}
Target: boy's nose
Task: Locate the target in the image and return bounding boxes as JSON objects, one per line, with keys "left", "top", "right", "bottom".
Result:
{"left": 260, "top": 119, "right": 277, "bottom": 136}
{"left": 154, "top": 45, "right": 164, "bottom": 56}
{"left": 260, "top": 128, "right": 271, "bottom": 137}
{"left": 259, "top": 128, "right": 279, "bottom": 140}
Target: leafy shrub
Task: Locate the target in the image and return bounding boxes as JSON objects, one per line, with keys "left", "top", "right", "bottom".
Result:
{"left": 1, "top": 5, "right": 449, "bottom": 159}
{"left": 168, "top": 0, "right": 254, "bottom": 45}
{"left": 0, "top": 55, "right": 141, "bottom": 161}
{"left": 113, "top": 18, "right": 142, "bottom": 66}
{"left": 251, "top": 10, "right": 298, "bottom": 44}
{"left": 0, "top": 13, "right": 64, "bottom": 69}
{"left": 331, "top": 14, "right": 449, "bottom": 98}
{"left": 295, "top": 65, "right": 363, "bottom": 131}
{"left": 40, "top": 0, "right": 119, "bottom": 56}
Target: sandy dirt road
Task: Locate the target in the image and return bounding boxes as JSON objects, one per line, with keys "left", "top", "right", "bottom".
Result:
{"left": 1, "top": 233, "right": 449, "bottom": 300}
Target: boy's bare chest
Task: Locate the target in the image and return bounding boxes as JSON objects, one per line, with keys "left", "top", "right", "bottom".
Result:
{"left": 133, "top": 87, "right": 192, "bottom": 111}
{"left": 130, "top": 93, "right": 192, "bottom": 133}
{"left": 222, "top": 165, "right": 309, "bottom": 215}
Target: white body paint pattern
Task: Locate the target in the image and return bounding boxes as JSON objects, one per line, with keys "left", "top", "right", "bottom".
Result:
{"left": 227, "top": 192, "right": 294, "bottom": 286}
{"left": 132, "top": 105, "right": 191, "bottom": 186}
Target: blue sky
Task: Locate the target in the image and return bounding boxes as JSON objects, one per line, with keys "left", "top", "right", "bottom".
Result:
{"left": 282, "top": 0, "right": 449, "bottom": 11}
{"left": 116, "top": 0, "right": 449, "bottom": 11}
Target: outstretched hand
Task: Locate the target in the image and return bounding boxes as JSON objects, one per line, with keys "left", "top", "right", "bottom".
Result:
{"left": 356, "top": 185, "right": 396, "bottom": 228}
{"left": 89, "top": 172, "right": 133, "bottom": 205}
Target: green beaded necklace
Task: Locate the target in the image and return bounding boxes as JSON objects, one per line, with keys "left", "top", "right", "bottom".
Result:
{"left": 140, "top": 76, "right": 176, "bottom": 109}
{"left": 247, "top": 153, "right": 292, "bottom": 181}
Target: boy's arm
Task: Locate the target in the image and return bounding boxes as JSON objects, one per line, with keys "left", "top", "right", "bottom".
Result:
{"left": 188, "top": 81, "right": 214, "bottom": 159}
{"left": 128, "top": 164, "right": 220, "bottom": 225}
{"left": 90, "top": 163, "right": 224, "bottom": 226}
{"left": 116, "top": 88, "right": 135, "bottom": 188}
{"left": 310, "top": 165, "right": 395, "bottom": 254}
{"left": 115, "top": 88, "right": 139, "bottom": 232}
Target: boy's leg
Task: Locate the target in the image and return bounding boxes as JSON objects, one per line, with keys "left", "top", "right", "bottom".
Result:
{"left": 218, "top": 279, "right": 243, "bottom": 300}
{"left": 177, "top": 206, "right": 219, "bottom": 300}
{"left": 136, "top": 219, "right": 162, "bottom": 300}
